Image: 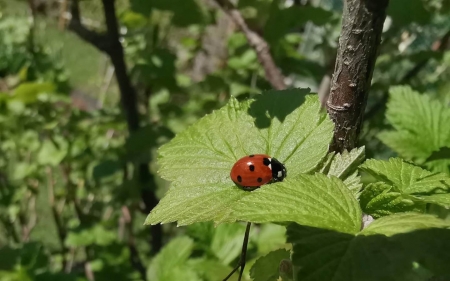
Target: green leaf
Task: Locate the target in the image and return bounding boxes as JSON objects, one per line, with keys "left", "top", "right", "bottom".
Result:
{"left": 326, "top": 147, "right": 365, "bottom": 198}
{"left": 287, "top": 214, "right": 450, "bottom": 281}
{"left": 145, "top": 182, "right": 249, "bottom": 226}
{"left": 92, "top": 160, "right": 122, "bottom": 181}
{"left": 248, "top": 90, "right": 334, "bottom": 175}
{"left": 152, "top": 0, "right": 207, "bottom": 26}
{"left": 264, "top": 6, "right": 334, "bottom": 43}
{"left": 250, "top": 249, "right": 291, "bottom": 281}
{"left": 387, "top": 0, "right": 432, "bottom": 26}
{"left": 360, "top": 213, "right": 450, "bottom": 237}
{"left": 147, "top": 236, "right": 199, "bottom": 281}
{"left": 327, "top": 147, "right": 365, "bottom": 179}
{"left": 36, "top": 138, "right": 68, "bottom": 166}
{"left": 148, "top": 90, "right": 334, "bottom": 226}
{"left": 359, "top": 182, "right": 421, "bottom": 218}
{"left": 211, "top": 223, "right": 248, "bottom": 265}
{"left": 360, "top": 158, "right": 450, "bottom": 194}
{"left": 414, "top": 193, "right": 450, "bottom": 207}
{"left": 66, "top": 225, "right": 116, "bottom": 247}
{"left": 255, "top": 224, "right": 286, "bottom": 254}
{"left": 378, "top": 86, "right": 450, "bottom": 167}
{"left": 187, "top": 258, "right": 235, "bottom": 281}
{"left": 232, "top": 173, "right": 362, "bottom": 234}
{"left": 13, "top": 82, "right": 55, "bottom": 104}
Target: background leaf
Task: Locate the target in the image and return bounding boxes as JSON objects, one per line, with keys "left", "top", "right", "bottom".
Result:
{"left": 287, "top": 213, "right": 450, "bottom": 281}
{"left": 378, "top": 86, "right": 450, "bottom": 172}
{"left": 147, "top": 236, "right": 200, "bottom": 281}
{"left": 250, "top": 249, "right": 291, "bottom": 281}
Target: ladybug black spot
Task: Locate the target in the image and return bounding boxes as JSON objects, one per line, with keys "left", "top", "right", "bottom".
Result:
{"left": 249, "top": 165, "right": 255, "bottom": 171}
{"left": 263, "top": 158, "right": 271, "bottom": 166}
{"left": 257, "top": 177, "right": 262, "bottom": 183}
{"left": 249, "top": 154, "right": 254, "bottom": 157}
{"left": 237, "top": 175, "right": 242, "bottom": 182}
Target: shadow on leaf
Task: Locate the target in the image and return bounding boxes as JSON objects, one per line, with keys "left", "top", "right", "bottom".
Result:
{"left": 287, "top": 224, "right": 450, "bottom": 281}
{"left": 248, "top": 88, "right": 308, "bottom": 128}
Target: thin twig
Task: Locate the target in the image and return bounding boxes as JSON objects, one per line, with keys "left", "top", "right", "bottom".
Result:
{"left": 214, "top": 0, "right": 286, "bottom": 90}
{"left": 68, "top": 0, "right": 163, "bottom": 253}
{"left": 68, "top": 0, "right": 111, "bottom": 54}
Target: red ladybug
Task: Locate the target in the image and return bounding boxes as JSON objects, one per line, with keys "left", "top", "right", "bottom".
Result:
{"left": 230, "top": 154, "right": 287, "bottom": 190}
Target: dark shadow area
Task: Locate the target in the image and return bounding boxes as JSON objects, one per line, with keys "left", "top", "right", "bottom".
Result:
{"left": 248, "top": 88, "right": 308, "bottom": 129}
{"left": 286, "top": 223, "right": 450, "bottom": 281}
{"left": 427, "top": 147, "right": 450, "bottom": 162}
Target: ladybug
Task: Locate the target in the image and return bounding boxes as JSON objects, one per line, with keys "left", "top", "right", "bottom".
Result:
{"left": 230, "top": 154, "right": 287, "bottom": 190}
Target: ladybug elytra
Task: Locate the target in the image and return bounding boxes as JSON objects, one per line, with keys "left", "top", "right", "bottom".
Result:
{"left": 230, "top": 154, "right": 287, "bottom": 190}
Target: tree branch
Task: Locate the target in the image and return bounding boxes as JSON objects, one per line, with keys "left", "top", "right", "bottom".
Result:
{"left": 68, "top": 0, "right": 163, "bottom": 253}
{"left": 100, "top": 0, "right": 162, "bottom": 253}
{"left": 68, "top": 0, "right": 111, "bottom": 54}
{"left": 326, "top": 0, "right": 389, "bottom": 152}
{"left": 214, "top": 0, "right": 286, "bottom": 90}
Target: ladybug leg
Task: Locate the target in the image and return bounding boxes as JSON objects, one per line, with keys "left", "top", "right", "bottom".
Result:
{"left": 243, "top": 186, "right": 259, "bottom": 191}
{"left": 222, "top": 222, "right": 252, "bottom": 281}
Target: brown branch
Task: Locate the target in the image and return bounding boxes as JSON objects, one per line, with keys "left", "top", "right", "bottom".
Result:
{"left": 214, "top": 0, "right": 286, "bottom": 90}
{"left": 68, "top": 0, "right": 111, "bottom": 54}
{"left": 100, "top": 0, "right": 162, "bottom": 253}
{"left": 68, "top": 0, "right": 163, "bottom": 253}
{"left": 326, "top": 0, "right": 389, "bottom": 153}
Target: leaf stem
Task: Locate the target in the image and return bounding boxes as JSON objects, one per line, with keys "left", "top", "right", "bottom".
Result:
{"left": 223, "top": 222, "right": 252, "bottom": 281}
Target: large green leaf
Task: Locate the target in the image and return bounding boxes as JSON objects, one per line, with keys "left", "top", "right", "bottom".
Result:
{"left": 232, "top": 174, "right": 362, "bottom": 234}
{"left": 378, "top": 86, "right": 450, "bottom": 171}
{"left": 360, "top": 158, "right": 450, "bottom": 194}
{"left": 147, "top": 89, "right": 334, "bottom": 226}
{"left": 360, "top": 158, "right": 450, "bottom": 209}
{"left": 287, "top": 213, "right": 450, "bottom": 281}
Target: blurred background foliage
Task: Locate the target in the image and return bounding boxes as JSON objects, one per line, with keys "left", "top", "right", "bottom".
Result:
{"left": 0, "top": 0, "right": 449, "bottom": 280}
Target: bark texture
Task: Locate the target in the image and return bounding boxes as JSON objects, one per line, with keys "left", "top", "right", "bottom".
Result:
{"left": 327, "top": 0, "right": 389, "bottom": 152}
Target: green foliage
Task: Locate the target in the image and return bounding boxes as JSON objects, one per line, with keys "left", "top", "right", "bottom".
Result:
{"left": 360, "top": 158, "right": 450, "bottom": 213}
{"left": 321, "top": 147, "right": 365, "bottom": 198}
{"left": 287, "top": 213, "right": 450, "bottom": 281}
{"left": 147, "top": 236, "right": 200, "bottom": 281}
{"left": 146, "top": 90, "right": 335, "bottom": 226}
{"left": 1, "top": 0, "right": 450, "bottom": 280}
{"left": 250, "top": 249, "right": 290, "bottom": 281}
{"left": 378, "top": 86, "right": 450, "bottom": 173}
